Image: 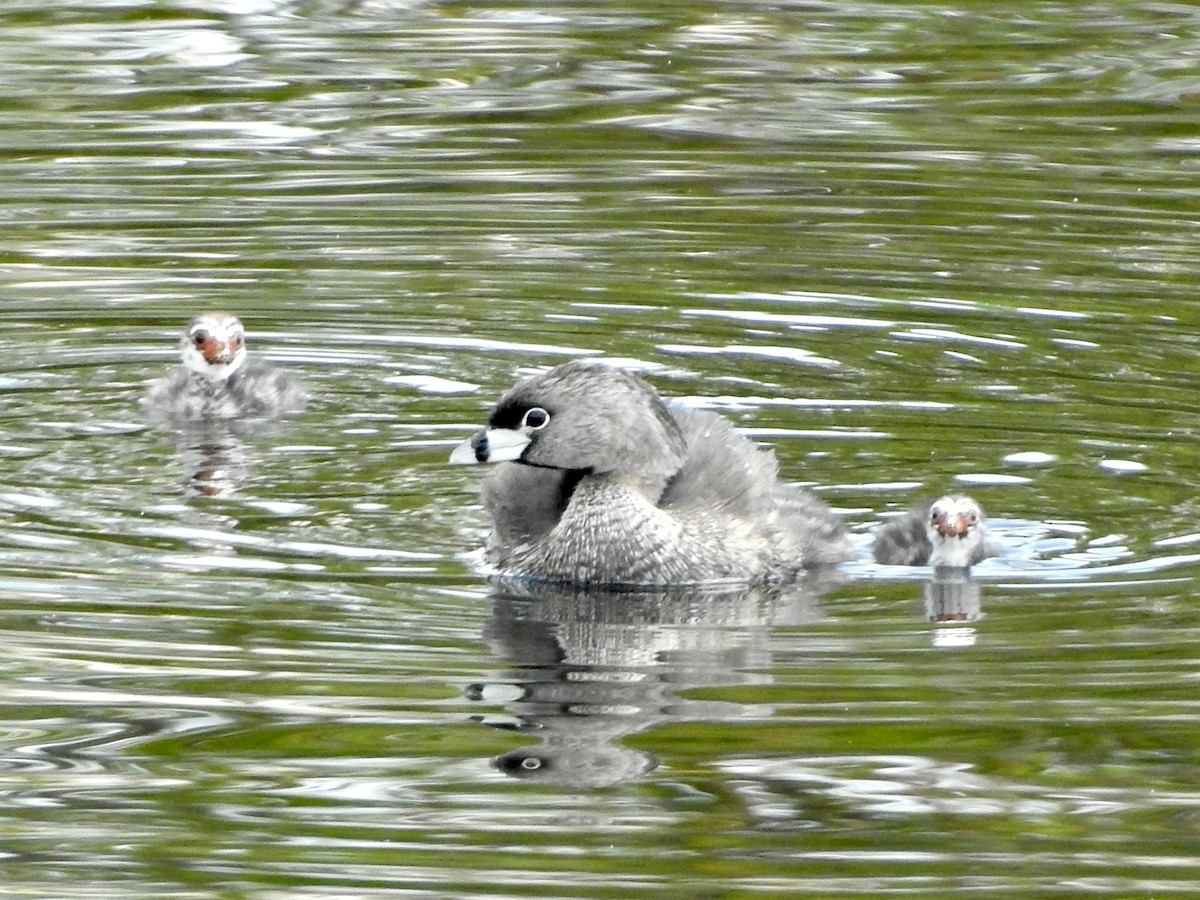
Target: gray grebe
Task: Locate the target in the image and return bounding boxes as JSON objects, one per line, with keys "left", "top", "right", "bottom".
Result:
{"left": 450, "top": 360, "right": 852, "bottom": 586}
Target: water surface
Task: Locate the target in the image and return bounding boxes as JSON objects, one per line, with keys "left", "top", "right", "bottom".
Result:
{"left": 2, "top": 1, "right": 1200, "bottom": 897}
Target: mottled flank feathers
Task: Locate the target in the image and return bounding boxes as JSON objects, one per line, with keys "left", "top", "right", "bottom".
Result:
{"left": 143, "top": 358, "right": 307, "bottom": 425}
{"left": 871, "top": 508, "right": 935, "bottom": 566}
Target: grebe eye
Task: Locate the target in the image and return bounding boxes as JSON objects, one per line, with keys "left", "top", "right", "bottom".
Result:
{"left": 192, "top": 331, "right": 208, "bottom": 346}
{"left": 523, "top": 407, "right": 550, "bottom": 430}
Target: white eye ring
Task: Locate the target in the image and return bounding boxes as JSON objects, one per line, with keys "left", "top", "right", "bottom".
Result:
{"left": 522, "top": 407, "right": 550, "bottom": 430}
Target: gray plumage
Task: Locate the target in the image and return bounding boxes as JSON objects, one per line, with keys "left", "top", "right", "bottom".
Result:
{"left": 143, "top": 358, "right": 307, "bottom": 425}
{"left": 142, "top": 313, "right": 306, "bottom": 426}
{"left": 450, "top": 360, "right": 852, "bottom": 587}
{"left": 872, "top": 494, "right": 998, "bottom": 568}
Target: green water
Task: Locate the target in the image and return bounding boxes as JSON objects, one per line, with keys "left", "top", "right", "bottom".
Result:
{"left": 0, "top": 1, "right": 1199, "bottom": 897}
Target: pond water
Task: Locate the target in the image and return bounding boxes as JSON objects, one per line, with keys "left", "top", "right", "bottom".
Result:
{"left": 2, "top": 1, "right": 1200, "bottom": 896}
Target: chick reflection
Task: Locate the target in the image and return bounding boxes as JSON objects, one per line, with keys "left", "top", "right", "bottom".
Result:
{"left": 468, "top": 576, "right": 838, "bottom": 788}
{"left": 923, "top": 569, "right": 984, "bottom": 649}
{"left": 175, "top": 429, "right": 250, "bottom": 498}
{"left": 168, "top": 417, "right": 295, "bottom": 498}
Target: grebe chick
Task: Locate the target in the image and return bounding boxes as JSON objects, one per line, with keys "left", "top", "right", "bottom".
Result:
{"left": 449, "top": 360, "right": 853, "bottom": 587}
{"left": 143, "top": 313, "right": 306, "bottom": 425}
{"left": 872, "top": 494, "right": 998, "bottom": 568}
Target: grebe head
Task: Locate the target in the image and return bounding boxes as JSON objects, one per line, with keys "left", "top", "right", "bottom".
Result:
{"left": 180, "top": 313, "right": 247, "bottom": 381}
{"left": 925, "top": 494, "right": 987, "bottom": 568}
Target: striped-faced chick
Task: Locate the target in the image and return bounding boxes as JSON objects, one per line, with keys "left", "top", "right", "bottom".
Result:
{"left": 180, "top": 313, "right": 247, "bottom": 381}
{"left": 924, "top": 495, "right": 989, "bottom": 568}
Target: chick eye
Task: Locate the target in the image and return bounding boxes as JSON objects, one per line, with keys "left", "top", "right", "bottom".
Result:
{"left": 522, "top": 407, "right": 550, "bottom": 430}
{"left": 192, "top": 331, "right": 208, "bottom": 347}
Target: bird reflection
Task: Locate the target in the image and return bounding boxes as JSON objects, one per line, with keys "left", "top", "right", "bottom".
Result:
{"left": 923, "top": 569, "right": 984, "bottom": 649}
{"left": 175, "top": 429, "right": 250, "bottom": 498}
{"left": 163, "top": 418, "right": 297, "bottom": 498}
{"left": 467, "top": 573, "right": 843, "bottom": 788}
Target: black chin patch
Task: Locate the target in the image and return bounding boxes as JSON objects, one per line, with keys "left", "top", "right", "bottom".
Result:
{"left": 469, "top": 430, "right": 490, "bottom": 462}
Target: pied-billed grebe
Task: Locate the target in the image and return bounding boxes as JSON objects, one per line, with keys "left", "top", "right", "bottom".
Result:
{"left": 142, "top": 313, "right": 306, "bottom": 425}
{"left": 449, "top": 360, "right": 852, "bottom": 586}
{"left": 872, "top": 494, "right": 998, "bottom": 568}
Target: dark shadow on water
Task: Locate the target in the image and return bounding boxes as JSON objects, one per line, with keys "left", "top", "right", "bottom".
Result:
{"left": 467, "top": 572, "right": 845, "bottom": 788}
